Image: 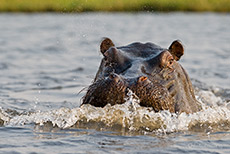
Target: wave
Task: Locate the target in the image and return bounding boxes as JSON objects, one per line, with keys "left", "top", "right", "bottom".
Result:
{"left": 1, "top": 88, "right": 230, "bottom": 134}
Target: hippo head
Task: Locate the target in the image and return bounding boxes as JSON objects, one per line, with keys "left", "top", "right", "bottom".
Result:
{"left": 82, "top": 38, "right": 201, "bottom": 114}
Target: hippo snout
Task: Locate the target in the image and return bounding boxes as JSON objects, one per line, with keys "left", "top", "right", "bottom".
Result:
{"left": 82, "top": 73, "right": 175, "bottom": 112}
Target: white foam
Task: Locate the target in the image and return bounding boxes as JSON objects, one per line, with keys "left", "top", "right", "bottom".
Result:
{"left": 1, "top": 89, "right": 229, "bottom": 133}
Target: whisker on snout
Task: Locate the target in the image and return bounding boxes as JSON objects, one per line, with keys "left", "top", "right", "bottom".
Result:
{"left": 77, "top": 86, "right": 89, "bottom": 96}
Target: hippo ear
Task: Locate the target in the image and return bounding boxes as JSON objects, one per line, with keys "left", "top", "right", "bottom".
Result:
{"left": 100, "top": 38, "right": 115, "bottom": 56}
{"left": 168, "top": 40, "right": 184, "bottom": 61}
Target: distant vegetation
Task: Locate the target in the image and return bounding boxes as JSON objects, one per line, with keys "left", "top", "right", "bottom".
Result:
{"left": 0, "top": 0, "right": 230, "bottom": 12}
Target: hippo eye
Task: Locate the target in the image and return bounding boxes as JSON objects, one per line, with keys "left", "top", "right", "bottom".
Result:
{"left": 167, "top": 57, "right": 174, "bottom": 68}
{"left": 159, "top": 51, "right": 175, "bottom": 69}
{"left": 169, "top": 59, "right": 174, "bottom": 65}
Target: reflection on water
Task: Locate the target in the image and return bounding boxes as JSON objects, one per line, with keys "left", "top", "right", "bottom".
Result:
{"left": 0, "top": 13, "right": 230, "bottom": 153}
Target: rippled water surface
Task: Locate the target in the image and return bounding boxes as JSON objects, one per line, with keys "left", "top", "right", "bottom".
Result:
{"left": 0, "top": 13, "right": 230, "bottom": 154}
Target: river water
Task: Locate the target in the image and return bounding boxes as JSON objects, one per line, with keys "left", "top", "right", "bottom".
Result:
{"left": 0, "top": 13, "right": 230, "bottom": 154}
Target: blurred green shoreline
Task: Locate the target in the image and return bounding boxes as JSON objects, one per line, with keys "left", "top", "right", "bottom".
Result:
{"left": 0, "top": 0, "right": 230, "bottom": 13}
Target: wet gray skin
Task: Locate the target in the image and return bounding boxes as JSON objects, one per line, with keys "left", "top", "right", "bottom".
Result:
{"left": 82, "top": 38, "right": 201, "bottom": 114}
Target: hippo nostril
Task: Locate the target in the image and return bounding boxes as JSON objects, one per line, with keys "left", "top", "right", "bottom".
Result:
{"left": 138, "top": 76, "right": 148, "bottom": 83}
{"left": 109, "top": 73, "right": 120, "bottom": 83}
{"left": 109, "top": 73, "right": 116, "bottom": 79}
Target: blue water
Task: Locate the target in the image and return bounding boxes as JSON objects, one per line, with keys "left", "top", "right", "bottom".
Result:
{"left": 0, "top": 13, "right": 230, "bottom": 154}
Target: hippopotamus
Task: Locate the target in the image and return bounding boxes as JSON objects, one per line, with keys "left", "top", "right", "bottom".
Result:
{"left": 82, "top": 38, "right": 201, "bottom": 114}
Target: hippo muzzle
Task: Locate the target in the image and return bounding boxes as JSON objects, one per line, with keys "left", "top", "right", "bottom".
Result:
{"left": 82, "top": 38, "right": 201, "bottom": 114}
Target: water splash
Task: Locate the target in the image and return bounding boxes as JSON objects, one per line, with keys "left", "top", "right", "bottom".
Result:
{"left": 1, "top": 88, "right": 230, "bottom": 134}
